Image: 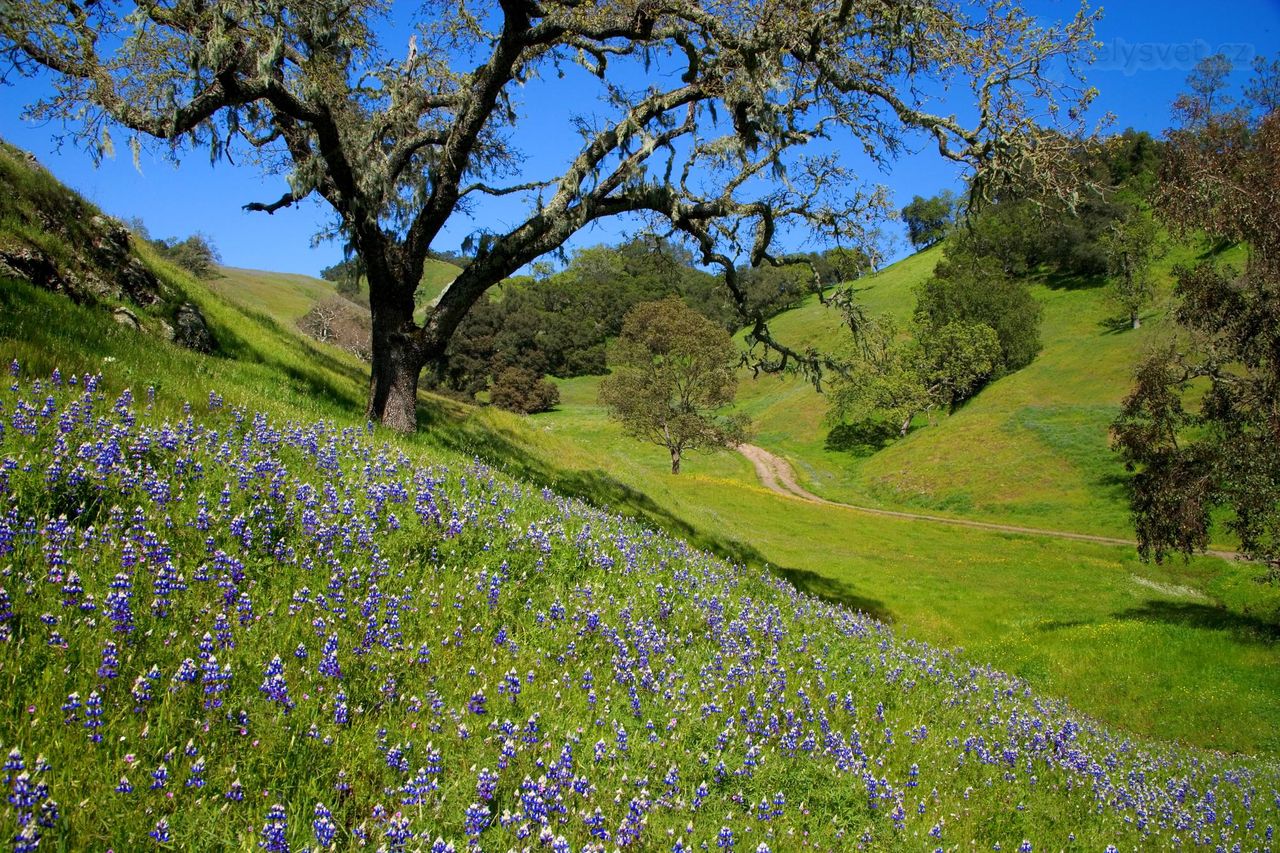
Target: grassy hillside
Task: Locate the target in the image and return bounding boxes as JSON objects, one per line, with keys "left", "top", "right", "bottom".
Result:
{"left": 730, "top": 241, "right": 1246, "bottom": 543}
{"left": 211, "top": 256, "right": 460, "bottom": 329}
{"left": 211, "top": 267, "right": 342, "bottom": 323}
{"left": 3, "top": 357, "right": 1277, "bottom": 850}
{"left": 0, "top": 151, "right": 1276, "bottom": 769}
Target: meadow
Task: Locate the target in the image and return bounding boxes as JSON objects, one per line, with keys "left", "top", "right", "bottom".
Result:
{"left": 1, "top": 355, "right": 1278, "bottom": 850}
{"left": 0, "top": 150, "right": 1278, "bottom": 849}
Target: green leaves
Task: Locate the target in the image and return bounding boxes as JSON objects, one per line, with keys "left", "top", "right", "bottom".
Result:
{"left": 599, "top": 297, "right": 748, "bottom": 473}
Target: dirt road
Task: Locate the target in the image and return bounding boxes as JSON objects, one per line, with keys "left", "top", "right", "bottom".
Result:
{"left": 736, "top": 443, "right": 1240, "bottom": 560}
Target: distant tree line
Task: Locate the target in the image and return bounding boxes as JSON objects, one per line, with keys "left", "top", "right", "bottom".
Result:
{"left": 433, "top": 240, "right": 865, "bottom": 412}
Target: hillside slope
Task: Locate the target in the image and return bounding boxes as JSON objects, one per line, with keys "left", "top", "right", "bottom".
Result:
{"left": 732, "top": 241, "right": 1243, "bottom": 543}
{"left": 0, "top": 150, "right": 1275, "bottom": 759}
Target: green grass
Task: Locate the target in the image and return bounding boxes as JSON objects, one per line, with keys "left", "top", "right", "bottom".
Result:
{"left": 210, "top": 256, "right": 459, "bottom": 328}
{"left": 466, "top": 371, "right": 1280, "bottom": 755}
{"left": 1, "top": 146, "right": 1276, "bottom": 758}
{"left": 210, "top": 267, "right": 343, "bottom": 323}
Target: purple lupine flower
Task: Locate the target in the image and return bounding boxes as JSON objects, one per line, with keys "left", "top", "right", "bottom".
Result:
{"left": 463, "top": 802, "right": 491, "bottom": 838}
{"left": 384, "top": 813, "right": 413, "bottom": 851}
{"left": 98, "top": 640, "right": 120, "bottom": 680}
{"left": 476, "top": 767, "right": 499, "bottom": 801}
{"left": 312, "top": 802, "right": 337, "bottom": 848}
{"left": 259, "top": 803, "right": 289, "bottom": 852}
{"left": 333, "top": 690, "right": 349, "bottom": 726}
{"left": 150, "top": 818, "right": 172, "bottom": 844}
{"left": 150, "top": 764, "right": 168, "bottom": 790}
{"left": 318, "top": 634, "right": 341, "bottom": 679}
{"left": 185, "top": 757, "right": 206, "bottom": 788}
{"left": 61, "top": 692, "right": 81, "bottom": 725}
{"left": 259, "top": 655, "right": 294, "bottom": 712}
{"left": 83, "top": 690, "right": 104, "bottom": 742}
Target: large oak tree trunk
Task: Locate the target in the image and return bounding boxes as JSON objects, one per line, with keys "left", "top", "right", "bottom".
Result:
{"left": 365, "top": 269, "right": 424, "bottom": 433}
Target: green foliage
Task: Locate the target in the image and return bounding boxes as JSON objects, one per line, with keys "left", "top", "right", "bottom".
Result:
{"left": 151, "top": 233, "right": 221, "bottom": 279}
{"left": 599, "top": 297, "right": 748, "bottom": 473}
{"left": 1100, "top": 206, "right": 1160, "bottom": 328}
{"left": 949, "top": 129, "right": 1164, "bottom": 283}
{"left": 827, "top": 315, "right": 1000, "bottom": 439}
{"left": 1114, "top": 59, "right": 1280, "bottom": 578}
{"left": 915, "top": 254, "right": 1043, "bottom": 373}
{"left": 489, "top": 365, "right": 559, "bottom": 414}
{"left": 439, "top": 240, "right": 730, "bottom": 399}
{"left": 736, "top": 248, "right": 871, "bottom": 318}
{"left": 901, "top": 190, "right": 958, "bottom": 249}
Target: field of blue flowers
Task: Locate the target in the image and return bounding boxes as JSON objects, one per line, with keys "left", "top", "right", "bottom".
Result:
{"left": 0, "top": 362, "right": 1276, "bottom": 851}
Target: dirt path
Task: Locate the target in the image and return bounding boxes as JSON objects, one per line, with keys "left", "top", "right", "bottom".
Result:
{"left": 737, "top": 443, "right": 1241, "bottom": 561}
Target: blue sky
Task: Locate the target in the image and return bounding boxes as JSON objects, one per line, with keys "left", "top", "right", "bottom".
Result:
{"left": 0, "top": 1, "right": 1277, "bottom": 277}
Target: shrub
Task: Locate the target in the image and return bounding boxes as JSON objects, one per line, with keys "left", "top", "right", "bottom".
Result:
{"left": 489, "top": 366, "right": 559, "bottom": 414}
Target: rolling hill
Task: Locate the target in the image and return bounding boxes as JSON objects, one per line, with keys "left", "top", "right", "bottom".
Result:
{"left": 1, "top": 142, "right": 1277, "bottom": 766}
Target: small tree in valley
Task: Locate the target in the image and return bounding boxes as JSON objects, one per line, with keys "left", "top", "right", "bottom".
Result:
{"left": 600, "top": 298, "right": 747, "bottom": 474}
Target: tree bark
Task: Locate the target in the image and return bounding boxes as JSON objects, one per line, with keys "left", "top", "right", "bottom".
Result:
{"left": 365, "top": 267, "right": 424, "bottom": 433}
{"left": 670, "top": 447, "right": 681, "bottom": 474}
{"left": 1131, "top": 311, "right": 1141, "bottom": 330}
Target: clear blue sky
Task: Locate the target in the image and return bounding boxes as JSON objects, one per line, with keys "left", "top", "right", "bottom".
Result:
{"left": 0, "top": 1, "right": 1276, "bottom": 277}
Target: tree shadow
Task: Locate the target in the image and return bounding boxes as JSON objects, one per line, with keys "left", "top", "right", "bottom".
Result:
{"left": 769, "top": 564, "right": 894, "bottom": 624}
{"left": 1036, "top": 619, "right": 1090, "bottom": 632}
{"left": 1197, "top": 239, "right": 1239, "bottom": 260}
{"left": 1038, "top": 269, "right": 1108, "bottom": 292}
{"left": 1097, "top": 315, "right": 1138, "bottom": 336}
{"left": 825, "top": 421, "right": 898, "bottom": 457}
{"left": 426, "top": 414, "right": 894, "bottom": 624}
{"left": 1113, "top": 600, "right": 1280, "bottom": 644}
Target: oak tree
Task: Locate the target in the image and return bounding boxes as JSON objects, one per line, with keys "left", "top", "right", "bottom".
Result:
{"left": 1112, "top": 57, "right": 1280, "bottom": 579}
{"left": 1, "top": 0, "right": 1097, "bottom": 430}
{"left": 599, "top": 297, "right": 747, "bottom": 473}
{"left": 1101, "top": 206, "right": 1159, "bottom": 329}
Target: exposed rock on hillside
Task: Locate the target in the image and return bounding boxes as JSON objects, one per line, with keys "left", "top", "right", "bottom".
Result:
{"left": 0, "top": 139, "right": 217, "bottom": 352}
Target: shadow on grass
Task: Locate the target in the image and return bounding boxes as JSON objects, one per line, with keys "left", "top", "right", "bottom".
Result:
{"left": 1197, "top": 239, "right": 1239, "bottom": 261}
{"left": 1038, "top": 269, "right": 1108, "bottom": 292}
{"left": 1098, "top": 315, "right": 1142, "bottom": 336}
{"left": 825, "top": 421, "right": 898, "bottom": 457}
{"left": 770, "top": 565, "right": 895, "bottom": 624}
{"left": 428, "top": 415, "right": 894, "bottom": 624}
{"left": 1113, "top": 600, "right": 1280, "bottom": 644}
{"left": 1040, "top": 601, "right": 1280, "bottom": 644}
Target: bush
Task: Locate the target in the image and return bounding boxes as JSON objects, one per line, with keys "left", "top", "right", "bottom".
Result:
{"left": 153, "top": 233, "right": 221, "bottom": 278}
{"left": 489, "top": 366, "right": 559, "bottom": 414}
{"left": 297, "top": 296, "right": 372, "bottom": 361}
{"left": 914, "top": 255, "right": 1042, "bottom": 373}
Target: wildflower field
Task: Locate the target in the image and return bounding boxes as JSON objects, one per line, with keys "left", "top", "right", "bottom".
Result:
{"left": 1, "top": 364, "right": 1277, "bottom": 851}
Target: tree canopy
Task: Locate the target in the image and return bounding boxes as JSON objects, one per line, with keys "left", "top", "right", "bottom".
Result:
{"left": 1112, "top": 55, "right": 1280, "bottom": 579}
{"left": 1, "top": 0, "right": 1098, "bottom": 430}
{"left": 901, "top": 191, "right": 958, "bottom": 250}
{"left": 599, "top": 297, "right": 747, "bottom": 473}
